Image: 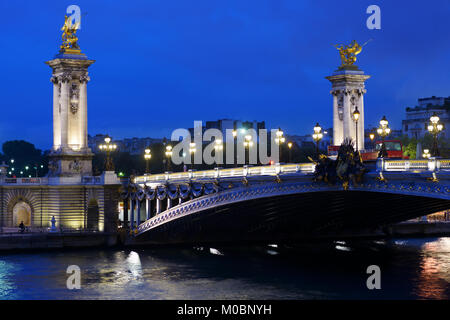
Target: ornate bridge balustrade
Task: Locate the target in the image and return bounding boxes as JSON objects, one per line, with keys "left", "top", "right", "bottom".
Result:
{"left": 121, "top": 160, "right": 450, "bottom": 244}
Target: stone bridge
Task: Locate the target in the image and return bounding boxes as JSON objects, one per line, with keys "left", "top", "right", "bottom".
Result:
{"left": 121, "top": 159, "right": 450, "bottom": 244}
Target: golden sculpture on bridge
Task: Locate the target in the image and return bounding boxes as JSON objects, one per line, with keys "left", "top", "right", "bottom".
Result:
{"left": 60, "top": 15, "right": 81, "bottom": 53}
{"left": 334, "top": 40, "right": 371, "bottom": 68}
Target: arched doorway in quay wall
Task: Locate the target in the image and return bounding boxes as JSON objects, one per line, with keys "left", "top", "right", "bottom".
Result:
{"left": 13, "top": 201, "right": 32, "bottom": 227}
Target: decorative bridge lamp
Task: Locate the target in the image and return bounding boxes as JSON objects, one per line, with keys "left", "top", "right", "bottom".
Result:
{"left": 352, "top": 107, "right": 360, "bottom": 151}
{"left": 165, "top": 145, "right": 173, "bottom": 172}
{"left": 275, "top": 128, "right": 286, "bottom": 163}
{"left": 243, "top": 134, "right": 254, "bottom": 165}
{"left": 99, "top": 135, "right": 117, "bottom": 171}
{"left": 189, "top": 142, "right": 196, "bottom": 170}
{"left": 312, "top": 123, "right": 323, "bottom": 157}
{"left": 422, "top": 149, "right": 431, "bottom": 159}
{"left": 144, "top": 147, "right": 151, "bottom": 174}
{"left": 287, "top": 142, "right": 293, "bottom": 163}
{"left": 427, "top": 112, "right": 444, "bottom": 157}
{"left": 376, "top": 116, "right": 391, "bottom": 158}
{"left": 369, "top": 132, "right": 376, "bottom": 150}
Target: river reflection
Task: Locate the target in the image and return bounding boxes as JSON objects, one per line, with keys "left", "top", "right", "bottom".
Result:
{"left": 0, "top": 237, "right": 449, "bottom": 299}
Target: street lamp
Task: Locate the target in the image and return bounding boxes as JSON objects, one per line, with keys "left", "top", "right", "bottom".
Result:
{"left": 287, "top": 142, "right": 293, "bottom": 163}
{"left": 99, "top": 135, "right": 117, "bottom": 171}
{"left": 369, "top": 132, "right": 375, "bottom": 150}
{"left": 352, "top": 107, "right": 360, "bottom": 151}
{"left": 144, "top": 147, "right": 151, "bottom": 174}
{"left": 312, "top": 123, "right": 323, "bottom": 158}
{"left": 165, "top": 145, "right": 173, "bottom": 171}
{"left": 427, "top": 112, "right": 444, "bottom": 157}
{"left": 189, "top": 142, "right": 196, "bottom": 169}
{"left": 422, "top": 149, "right": 431, "bottom": 159}
{"left": 243, "top": 135, "right": 254, "bottom": 165}
{"left": 275, "top": 128, "right": 286, "bottom": 163}
{"left": 376, "top": 116, "right": 391, "bottom": 158}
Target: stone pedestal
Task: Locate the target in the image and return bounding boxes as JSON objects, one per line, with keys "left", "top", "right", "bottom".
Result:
{"left": 326, "top": 66, "right": 370, "bottom": 150}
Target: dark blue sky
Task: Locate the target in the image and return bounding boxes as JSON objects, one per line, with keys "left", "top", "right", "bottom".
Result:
{"left": 0, "top": 0, "right": 449, "bottom": 150}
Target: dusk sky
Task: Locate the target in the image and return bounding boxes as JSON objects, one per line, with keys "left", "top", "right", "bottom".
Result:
{"left": 0, "top": 0, "right": 449, "bottom": 150}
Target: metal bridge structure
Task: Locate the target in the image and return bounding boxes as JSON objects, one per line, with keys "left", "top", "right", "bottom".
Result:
{"left": 121, "top": 159, "right": 450, "bottom": 244}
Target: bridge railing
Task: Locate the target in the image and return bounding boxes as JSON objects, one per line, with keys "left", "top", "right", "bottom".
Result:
{"left": 134, "top": 163, "right": 316, "bottom": 184}
{"left": 133, "top": 158, "right": 450, "bottom": 184}
{"left": 0, "top": 177, "right": 47, "bottom": 185}
{"left": 378, "top": 158, "right": 450, "bottom": 172}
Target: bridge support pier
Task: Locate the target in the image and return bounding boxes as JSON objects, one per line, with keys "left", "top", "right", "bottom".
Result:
{"left": 136, "top": 200, "right": 141, "bottom": 225}
{"left": 167, "top": 198, "right": 172, "bottom": 210}
{"left": 156, "top": 198, "right": 161, "bottom": 215}
{"left": 146, "top": 198, "right": 151, "bottom": 220}
{"left": 130, "top": 199, "right": 135, "bottom": 229}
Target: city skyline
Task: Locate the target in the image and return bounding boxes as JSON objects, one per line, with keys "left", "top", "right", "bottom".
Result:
{"left": 0, "top": 1, "right": 449, "bottom": 150}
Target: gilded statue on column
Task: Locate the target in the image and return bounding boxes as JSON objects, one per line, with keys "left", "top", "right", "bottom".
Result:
{"left": 60, "top": 15, "right": 81, "bottom": 53}
{"left": 334, "top": 40, "right": 371, "bottom": 68}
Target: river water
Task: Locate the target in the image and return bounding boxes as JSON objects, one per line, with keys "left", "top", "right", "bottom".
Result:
{"left": 0, "top": 237, "right": 449, "bottom": 299}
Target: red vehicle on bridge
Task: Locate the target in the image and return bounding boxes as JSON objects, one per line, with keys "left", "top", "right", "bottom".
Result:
{"left": 327, "top": 139, "right": 408, "bottom": 161}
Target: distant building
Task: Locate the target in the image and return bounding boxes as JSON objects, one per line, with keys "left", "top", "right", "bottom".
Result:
{"left": 188, "top": 119, "right": 266, "bottom": 142}
{"left": 402, "top": 96, "right": 450, "bottom": 139}
{"left": 287, "top": 128, "right": 332, "bottom": 150}
{"left": 88, "top": 134, "right": 162, "bottom": 155}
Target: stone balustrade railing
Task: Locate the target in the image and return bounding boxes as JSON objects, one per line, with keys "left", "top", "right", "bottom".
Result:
{"left": 134, "top": 163, "right": 315, "bottom": 184}
{"left": 377, "top": 158, "right": 450, "bottom": 172}
{"left": 135, "top": 158, "right": 450, "bottom": 185}
{"left": 82, "top": 176, "right": 102, "bottom": 184}
{"left": 1, "top": 177, "right": 47, "bottom": 185}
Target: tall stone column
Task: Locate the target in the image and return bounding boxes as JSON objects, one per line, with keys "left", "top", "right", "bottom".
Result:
{"left": 357, "top": 89, "right": 366, "bottom": 150}
{"left": 79, "top": 77, "right": 88, "bottom": 149}
{"left": 51, "top": 77, "right": 61, "bottom": 149}
{"left": 46, "top": 52, "right": 95, "bottom": 180}
{"left": 60, "top": 77, "right": 70, "bottom": 149}
{"left": 331, "top": 90, "right": 342, "bottom": 146}
{"left": 326, "top": 68, "right": 370, "bottom": 150}
{"left": 343, "top": 89, "right": 351, "bottom": 144}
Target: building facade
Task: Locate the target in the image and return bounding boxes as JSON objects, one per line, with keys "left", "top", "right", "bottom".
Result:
{"left": 402, "top": 96, "right": 450, "bottom": 139}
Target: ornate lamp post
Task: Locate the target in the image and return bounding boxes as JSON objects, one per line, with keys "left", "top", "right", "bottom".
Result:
{"left": 165, "top": 145, "right": 173, "bottom": 171}
{"left": 144, "top": 147, "right": 151, "bottom": 174}
{"left": 189, "top": 142, "right": 196, "bottom": 170}
{"left": 312, "top": 123, "right": 323, "bottom": 158}
{"left": 275, "top": 128, "right": 286, "bottom": 163}
{"left": 99, "top": 135, "right": 117, "bottom": 171}
{"left": 376, "top": 116, "right": 391, "bottom": 158}
{"left": 422, "top": 149, "right": 431, "bottom": 159}
{"left": 243, "top": 134, "right": 254, "bottom": 165}
{"left": 427, "top": 112, "right": 444, "bottom": 157}
{"left": 287, "top": 142, "right": 293, "bottom": 163}
{"left": 352, "top": 107, "right": 360, "bottom": 151}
